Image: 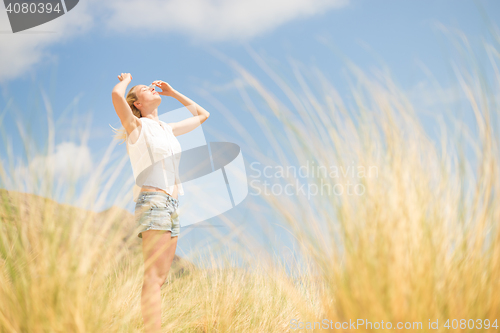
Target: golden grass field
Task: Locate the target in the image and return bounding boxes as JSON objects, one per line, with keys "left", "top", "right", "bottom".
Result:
{"left": 0, "top": 26, "right": 499, "bottom": 332}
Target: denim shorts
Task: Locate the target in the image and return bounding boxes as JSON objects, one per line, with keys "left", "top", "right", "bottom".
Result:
{"left": 135, "top": 191, "right": 180, "bottom": 238}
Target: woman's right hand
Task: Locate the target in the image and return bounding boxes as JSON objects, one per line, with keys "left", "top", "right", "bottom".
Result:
{"left": 118, "top": 73, "right": 132, "bottom": 82}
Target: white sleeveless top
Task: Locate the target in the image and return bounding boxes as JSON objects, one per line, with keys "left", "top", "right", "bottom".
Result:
{"left": 126, "top": 117, "right": 184, "bottom": 202}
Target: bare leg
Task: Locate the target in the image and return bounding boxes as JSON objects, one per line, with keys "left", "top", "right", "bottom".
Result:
{"left": 141, "top": 230, "right": 178, "bottom": 333}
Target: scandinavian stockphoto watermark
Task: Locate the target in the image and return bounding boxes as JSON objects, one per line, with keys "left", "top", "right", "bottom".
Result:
{"left": 115, "top": 104, "right": 249, "bottom": 227}
{"left": 249, "top": 160, "right": 378, "bottom": 198}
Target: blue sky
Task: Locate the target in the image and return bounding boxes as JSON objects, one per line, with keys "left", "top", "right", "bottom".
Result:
{"left": 0, "top": 0, "right": 498, "bottom": 266}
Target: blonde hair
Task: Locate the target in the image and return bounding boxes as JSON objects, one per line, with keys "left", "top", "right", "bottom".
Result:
{"left": 109, "top": 85, "right": 142, "bottom": 154}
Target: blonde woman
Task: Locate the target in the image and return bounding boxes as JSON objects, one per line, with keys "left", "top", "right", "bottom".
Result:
{"left": 111, "top": 73, "right": 210, "bottom": 333}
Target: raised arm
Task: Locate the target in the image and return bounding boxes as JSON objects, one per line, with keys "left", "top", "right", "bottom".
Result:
{"left": 112, "top": 73, "right": 138, "bottom": 135}
{"left": 153, "top": 80, "right": 210, "bottom": 136}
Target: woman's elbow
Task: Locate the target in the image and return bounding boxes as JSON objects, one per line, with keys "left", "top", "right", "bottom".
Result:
{"left": 111, "top": 90, "right": 122, "bottom": 99}
{"left": 201, "top": 112, "right": 210, "bottom": 123}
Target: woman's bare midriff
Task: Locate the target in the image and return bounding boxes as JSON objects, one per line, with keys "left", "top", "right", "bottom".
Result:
{"left": 140, "top": 184, "right": 178, "bottom": 200}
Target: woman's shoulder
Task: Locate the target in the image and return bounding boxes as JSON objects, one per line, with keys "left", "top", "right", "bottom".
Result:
{"left": 123, "top": 117, "right": 142, "bottom": 136}
{"left": 159, "top": 120, "right": 173, "bottom": 131}
{"left": 124, "top": 117, "right": 145, "bottom": 145}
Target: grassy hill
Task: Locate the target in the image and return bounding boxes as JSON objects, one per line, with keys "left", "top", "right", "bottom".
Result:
{"left": 0, "top": 188, "right": 196, "bottom": 281}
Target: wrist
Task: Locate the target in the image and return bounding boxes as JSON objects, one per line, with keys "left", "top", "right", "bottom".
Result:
{"left": 168, "top": 89, "right": 179, "bottom": 97}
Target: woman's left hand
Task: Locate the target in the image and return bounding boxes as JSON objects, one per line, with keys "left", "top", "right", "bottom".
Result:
{"left": 152, "top": 80, "right": 176, "bottom": 97}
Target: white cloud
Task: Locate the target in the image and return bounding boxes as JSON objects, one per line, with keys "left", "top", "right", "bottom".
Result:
{"left": 41, "top": 141, "right": 93, "bottom": 179}
{"left": 103, "top": 0, "right": 349, "bottom": 43}
{"left": 0, "top": 0, "right": 348, "bottom": 83}
{"left": 11, "top": 141, "right": 93, "bottom": 193}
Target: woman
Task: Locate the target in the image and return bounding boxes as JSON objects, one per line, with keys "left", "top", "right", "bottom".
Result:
{"left": 111, "top": 72, "right": 210, "bottom": 333}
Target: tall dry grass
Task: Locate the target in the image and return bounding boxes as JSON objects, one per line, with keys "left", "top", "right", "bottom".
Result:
{"left": 207, "top": 24, "right": 500, "bottom": 331}
{"left": 0, "top": 23, "right": 499, "bottom": 332}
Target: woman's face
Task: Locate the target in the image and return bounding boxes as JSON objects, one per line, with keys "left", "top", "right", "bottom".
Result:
{"left": 134, "top": 84, "right": 161, "bottom": 112}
